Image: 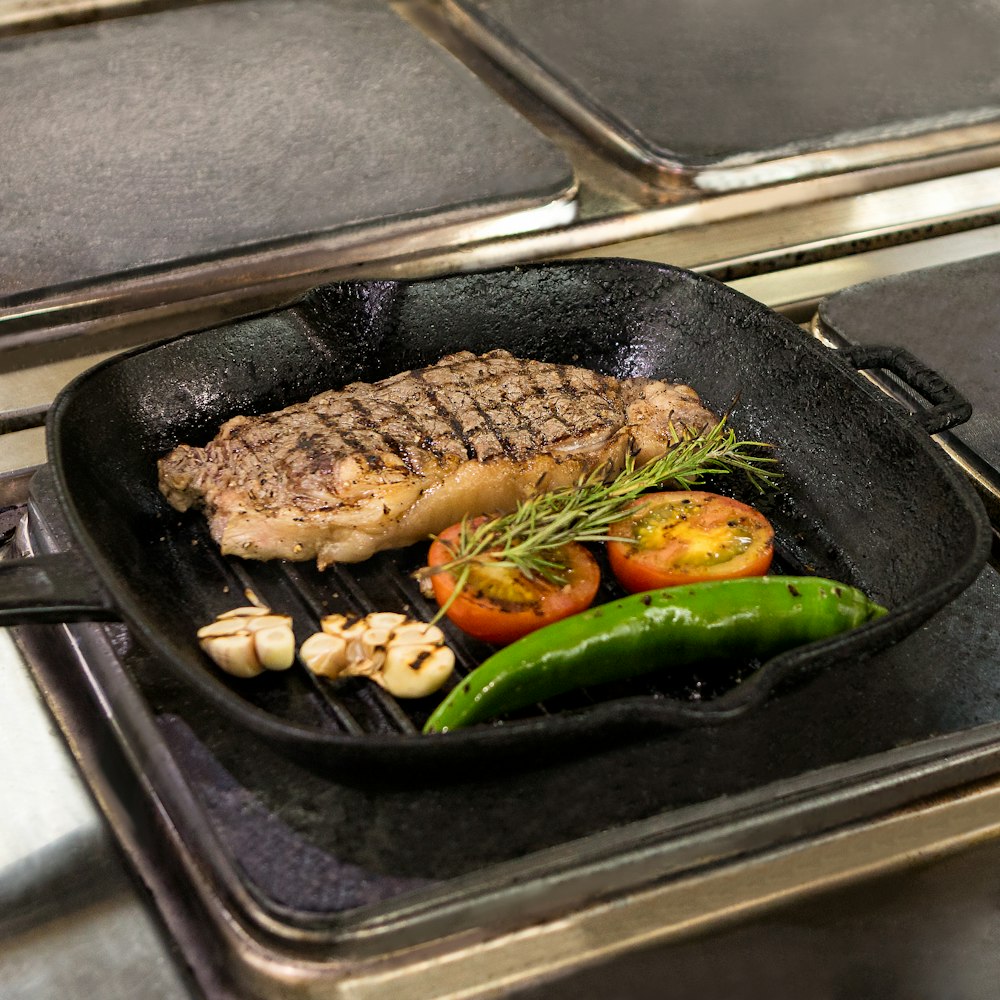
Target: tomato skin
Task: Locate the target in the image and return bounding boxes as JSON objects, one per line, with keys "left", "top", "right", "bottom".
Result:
{"left": 427, "top": 525, "right": 600, "bottom": 645}
{"left": 606, "top": 491, "right": 774, "bottom": 594}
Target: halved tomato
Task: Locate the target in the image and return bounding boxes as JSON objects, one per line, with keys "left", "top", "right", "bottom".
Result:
{"left": 426, "top": 523, "right": 600, "bottom": 645}
{"left": 606, "top": 491, "right": 774, "bottom": 593}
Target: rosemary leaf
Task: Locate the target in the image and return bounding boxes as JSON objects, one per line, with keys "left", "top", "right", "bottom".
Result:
{"left": 418, "top": 416, "right": 779, "bottom": 603}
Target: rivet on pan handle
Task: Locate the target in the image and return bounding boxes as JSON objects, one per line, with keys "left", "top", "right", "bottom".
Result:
{"left": 839, "top": 344, "right": 972, "bottom": 435}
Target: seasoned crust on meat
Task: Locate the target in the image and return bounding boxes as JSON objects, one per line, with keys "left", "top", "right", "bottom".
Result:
{"left": 158, "top": 350, "right": 717, "bottom": 568}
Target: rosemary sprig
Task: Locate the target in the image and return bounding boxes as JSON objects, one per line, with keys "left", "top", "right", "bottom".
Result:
{"left": 418, "top": 417, "right": 780, "bottom": 618}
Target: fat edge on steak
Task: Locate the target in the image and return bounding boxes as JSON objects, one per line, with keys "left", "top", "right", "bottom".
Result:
{"left": 157, "top": 351, "right": 717, "bottom": 569}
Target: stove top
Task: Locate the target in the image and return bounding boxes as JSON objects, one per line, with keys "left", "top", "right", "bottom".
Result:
{"left": 4, "top": 4, "right": 1000, "bottom": 996}
{"left": 7, "top": 0, "right": 1000, "bottom": 363}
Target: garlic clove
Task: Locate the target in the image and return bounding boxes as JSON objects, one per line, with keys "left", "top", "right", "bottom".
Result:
{"left": 253, "top": 625, "right": 296, "bottom": 671}
{"left": 217, "top": 606, "right": 271, "bottom": 620}
{"left": 390, "top": 621, "right": 445, "bottom": 646}
{"left": 245, "top": 614, "right": 293, "bottom": 633}
{"left": 366, "top": 612, "right": 408, "bottom": 632}
{"left": 197, "top": 619, "right": 246, "bottom": 639}
{"left": 200, "top": 633, "right": 264, "bottom": 678}
{"left": 319, "top": 613, "right": 350, "bottom": 636}
{"left": 300, "top": 632, "right": 349, "bottom": 678}
{"left": 360, "top": 627, "right": 391, "bottom": 659}
{"left": 378, "top": 644, "right": 455, "bottom": 698}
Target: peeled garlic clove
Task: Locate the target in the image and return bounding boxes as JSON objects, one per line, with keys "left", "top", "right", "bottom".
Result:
{"left": 360, "top": 627, "right": 391, "bottom": 659}
{"left": 367, "top": 612, "right": 408, "bottom": 632}
{"left": 300, "top": 632, "right": 349, "bottom": 678}
{"left": 245, "top": 614, "right": 293, "bottom": 633}
{"left": 253, "top": 625, "right": 296, "bottom": 671}
{"left": 197, "top": 619, "right": 246, "bottom": 639}
{"left": 390, "top": 622, "right": 445, "bottom": 646}
{"left": 319, "top": 614, "right": 350, "bottom": 636}
{"left": 378, "top": 644, "right": 455, "bottom": 698}
{"left": 217, "top": 606, "right": 271, "bottom": 620}
{"left": 200, "top": 634, "right": 264, "bottom": 678}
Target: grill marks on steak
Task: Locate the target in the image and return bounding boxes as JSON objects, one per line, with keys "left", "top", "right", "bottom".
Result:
{"left": 158, "top": 351, "right": 717, "bottom": 568}
{"left": 308, "top": 352, "right": 628, "bottom": 467}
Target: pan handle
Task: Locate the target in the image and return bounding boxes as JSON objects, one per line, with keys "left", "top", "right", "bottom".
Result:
{"left": 0, "top": 551, "right": 118, "bottom": 624}
{"left": 839, "top": 344, "right": 971, "bottom": 435}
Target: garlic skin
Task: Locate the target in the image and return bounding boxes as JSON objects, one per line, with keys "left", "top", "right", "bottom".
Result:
{"left": 300, "top": 612, "right": 455, "bottom": 698}
{"left": 198, "top": 606, "right": 295, "bottom": 677}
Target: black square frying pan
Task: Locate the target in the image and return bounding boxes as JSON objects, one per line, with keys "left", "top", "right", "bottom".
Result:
{"left": 1, "top": 260, "right": 991, "bottom": 774}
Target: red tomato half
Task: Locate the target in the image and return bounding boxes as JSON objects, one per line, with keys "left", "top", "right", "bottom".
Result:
{"left": 426, "top": 524, "right": 600, "bottom": 645}
{"left": 606, "top": 491, "right": 775, "bottom": 594}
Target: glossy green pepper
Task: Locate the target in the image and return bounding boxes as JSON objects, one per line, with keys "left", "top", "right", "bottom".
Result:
{"left": 423, "top": 576, "right": 887, "bottom": 733}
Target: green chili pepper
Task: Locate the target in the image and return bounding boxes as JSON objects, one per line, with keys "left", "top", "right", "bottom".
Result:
{"left": 423, "top": 576, "right": 887, "bottom": 733}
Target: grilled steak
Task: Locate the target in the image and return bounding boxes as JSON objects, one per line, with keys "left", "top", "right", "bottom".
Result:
{"left": 158, "top": 350, "right": 717, "bottom": 567}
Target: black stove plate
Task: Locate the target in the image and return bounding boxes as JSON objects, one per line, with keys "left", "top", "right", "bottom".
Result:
{"left": 0, "top": 0, "right": 574, "bottom": 307}
{"left": 448, "top": 0, "right": 1000, "bottom": 180}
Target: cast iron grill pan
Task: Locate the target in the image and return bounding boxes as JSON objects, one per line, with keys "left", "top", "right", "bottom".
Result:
{"left": 1, "top": 260, "right": 990, "bottom": 772}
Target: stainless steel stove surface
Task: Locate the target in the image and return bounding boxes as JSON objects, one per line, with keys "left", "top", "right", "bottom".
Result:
{"left": 0, "top": 629, "right": 194, "bottom": 1000}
